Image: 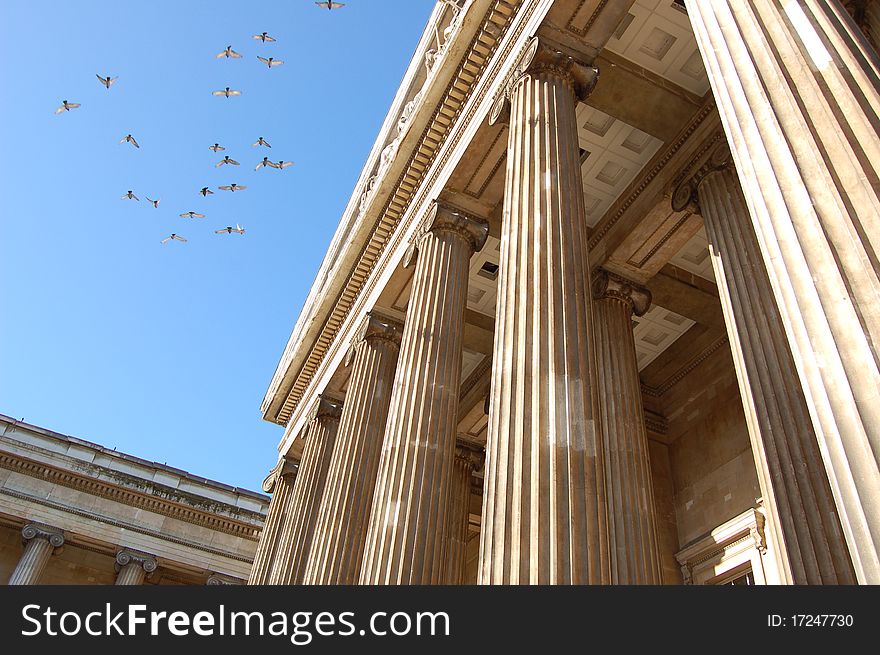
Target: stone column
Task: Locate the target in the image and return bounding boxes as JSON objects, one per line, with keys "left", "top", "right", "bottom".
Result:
{"left": 359, "top": 200, "right": 488, "bottom": 585}
{"left": 269, "top": 394, "right": 343, "bottom": 585}
{"left": 8, "top": 524, "right": 64, "bottom": 585}
{"left": 443, "top": 443, "right": 483, "bottom": 584}
{"left": 673, "top": 145, "right": 856, "bottom": 584}
{"left": 686, "top": 0, "right": 880, "bottom": 582}
{"left": 304, "top": 312, "right": 404, "bottom": 585}
{"left": 480, "top": 36, "right": 609, "bottom": 584}
{"left": 592, "top": 270, "right": 662, "bottom": 585}
{"left": 248, "top": 457, "right": 298, "bottom": 585}
{"left": 115, "top": 549, "right": 157, "bottom": 586}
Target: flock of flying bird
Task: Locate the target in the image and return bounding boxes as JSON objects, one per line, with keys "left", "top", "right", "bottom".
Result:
{"left": 54, "top": 1, "right": 348, "bottom": 245}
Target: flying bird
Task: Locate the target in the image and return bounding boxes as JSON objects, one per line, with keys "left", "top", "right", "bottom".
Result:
{"left": 218, "top": 183, "right": 247, "bottom": 192}
{"left": 216, "top": 45, "right": 242, "bottom": 59}
{"left": 273, "top": 160, "right": 294, "bottom": 169}
{"left": 316, "top": 1, "right": 345, "bottom": 9}
{"left": 209, "top": 143, "right": 225, "bottom": 152}
{"left": 252, "top": 137, "right": 271, "bottom": 148}
{"left": 199, "top": 187, "right": 214, "bottom": 196}
{"left": 253, "top": 32, "right": 276, "bottom": 43}
{"left": 216, "top": 156, "right": 240, "bottom": 167}
{"left": 255, "top": 156, "right": 273, "bottom": 171}
{"left": 215, "top": 224, "right": 245, "bottom": 235}
{"left": 146, "top": 198, "right": 160, "bottom": 208}
{"left": 161, "top": 234, "right": 187, "bottom": 244}
{"left": 121, "top": 190, "right": 139, "bottom": 200}
{"left": 54, "top": 100, "right": 80, "bottom": 114}
{"left": 257, "top": 56, "right": 284, "bottom": 68}
{"left": 96, "top": 74, "right": 118, "bottom": 89}
{"left": 212, "top": 87, "right": 242, "bottom": 98}
{"left": 120, "top": 134, "right": 140, "bottom": 148}
{"left": 180, "top": 211, "right": 205, "bottom": 219}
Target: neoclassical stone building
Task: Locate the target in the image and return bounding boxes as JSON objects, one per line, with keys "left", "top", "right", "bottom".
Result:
{"left": 254, "top": 0, "right": 880, "bottom": 585}
{"left": 0, "top": 414, "right": 268, "bottom": 585}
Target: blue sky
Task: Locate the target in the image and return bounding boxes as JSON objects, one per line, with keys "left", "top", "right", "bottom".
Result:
{"left": 0, "top": 0, "right": 435, "bottom": 492}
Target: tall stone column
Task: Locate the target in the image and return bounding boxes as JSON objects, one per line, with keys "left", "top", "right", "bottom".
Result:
{"left": 443, "top": 443, "right": 483, "bottom": 584}
{"left": 686, "top": 0, "right": 880, "bottom": 582}
{"left": 592, "top": 270, "right": 662, "bottom": 585}
{"left": 673, "top": 145, "right": 856, "bottom": 584}
{"left": 480, "top": 36, "right": 609, "bottom": 584}
{"left": 359, "top": 200, "right": 488, "bottom": 585}
{"left": 8, "top": 524, "right": 64, "bottom": 585}
{"left": 115, "top": 550, "right": 157, "bottom": 586}
{"left": 269, "top": 394, "right": 343, "bottom": 585}
{"left": 304, "top": 312, "right": 404, "bottom": 585}
{"left": 248, "top": 457, "right": 298, "bottom": 585}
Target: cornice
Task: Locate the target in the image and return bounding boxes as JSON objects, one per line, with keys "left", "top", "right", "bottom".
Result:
{"left": 640, "top": 335, "right": 730, "bottom": 398}
{"left": 267, "top": 0, "right": 530, "bottom": 427}
{"left": 0, "top": 486, "right": 254, "bottom": 563}
{"left": 0, "top": 451, "right": 263, "bottom": 541}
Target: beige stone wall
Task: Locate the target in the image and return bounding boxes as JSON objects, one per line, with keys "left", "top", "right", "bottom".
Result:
{"left": 663, "top": 347, "right": 760, "bottom": 548}
{"left": 0, "top": 525, "right": 22, "bottom": 584}
{"left": 0, "top": 415, "right": 268, "bottom": 585}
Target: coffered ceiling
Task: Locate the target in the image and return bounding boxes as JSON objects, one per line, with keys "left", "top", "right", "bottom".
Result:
{"left": 604, "top": 0, "right": 711, "bottom": 97}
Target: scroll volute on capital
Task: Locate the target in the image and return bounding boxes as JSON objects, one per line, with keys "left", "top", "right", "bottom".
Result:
{"left": 489, "top": 36, "right": 600, "bottom": 126}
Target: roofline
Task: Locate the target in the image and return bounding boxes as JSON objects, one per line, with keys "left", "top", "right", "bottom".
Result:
{"left": 0, "top": 412, "right": 269, "bottom": 503}
{"left": 259, "top": 1, "right": 452, "bottom": 424}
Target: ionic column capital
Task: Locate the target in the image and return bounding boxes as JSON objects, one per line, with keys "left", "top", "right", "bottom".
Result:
{"left": 207, "top": 573, "right": 244, "bottom": 585}
{"left": 307, "top": 394, "right": 344, "bottom": 425}
{"left": 454, "top": 441, "right": 485, "bottom": 472}
{"left": 21, "top": 523, "right": 64, "bottom": 549}
{"left": 345, "top": 311, "right": 404, "bottom": 365}
{"left": 671, "top": 142, "right": 733, "bottom": 213}
{"left": 405, "top": 201, "right": 489, "bottom": 267}
{"left": 261, "top": 456, "right": 299, "bottom": 493}
{"left": 592, "top": 269, "right": 652, "bottom": 317}
{"left": 115, "top": 549, "right": 158, "bottom": 574}
{"left": 490, "top": 36, "right": 599, "bottom": 125}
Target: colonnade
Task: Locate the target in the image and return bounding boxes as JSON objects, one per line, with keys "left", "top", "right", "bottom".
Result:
{"left": 255, "top": 0, "right": 878, "bottom": 584}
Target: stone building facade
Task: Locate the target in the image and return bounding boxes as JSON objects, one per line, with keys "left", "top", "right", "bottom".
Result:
{"left": 255, "top": 0, "right": 880, "bottom": 585}
{"left": 0, "top": 414, "right": 268, "bottom": 585}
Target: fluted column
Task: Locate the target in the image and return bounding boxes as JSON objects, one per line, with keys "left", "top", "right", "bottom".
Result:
{"left": 304, "top": 312, "right": 404, "bottom": 584}
{"left": 686, "top": 0, "right": 880, "bottom": 582}
{"left": 8, "top": 524, "right": 64, "bottom": 585}
{"left": 592, "top": 270, "right": 662, "bottom": 585}
{"left": 359, "top": 201, "right": 488, "bottom": 585}
{"left": 443, "top": 443, "right": 483, "bottom": 584}
{"left": 115, "top": 550, "right": 157, "bottom": 586}
{"left": 673, "top": 144, "right": 856, "bottom": 584}
{"left": 269, "top": 394, "right": 343, "bottom": 584}
{"left": 248, "top": 457, "right": 299, "bottom": 585}
{"left": 480, "top": 36, "right": 609, "bottom": 584}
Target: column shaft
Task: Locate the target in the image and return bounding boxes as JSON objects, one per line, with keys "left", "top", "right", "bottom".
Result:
{"left": 479, "top": 38, "right": 609, "bottom": 584}
{"left": 690, "top": 163, "right": 856, "bottom": 583}
{"left": 116, "top": 564, "right": 145, "bottom": 586}
{"left": 248, "top": 459, "right": 298, "bottom": 585}
{"left": 8, "top": 540, "right": 53, "bottom": 586}
{"left": 269, "top": 396, "right": 343, "bottom": 584}
{"left": 359, "top": 202, "right": 488, "bottom": 585}
{"left": 443, "top": 445, "right": 480, "bottom": 584}
{"left": 8, "top": 524, "right": 64, "bottom": 586}
{"left": 686, "top": 0, "right": 880, "bottom": 582}
{"left": 592, "top": 273, "right": 662, "bottom": 584}
{"left": 304, "top": 313, "right": 403, "bottom": 584}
